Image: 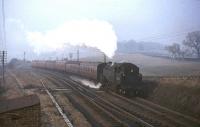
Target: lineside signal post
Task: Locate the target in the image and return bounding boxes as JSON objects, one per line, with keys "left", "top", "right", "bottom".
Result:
{"left": 0, "top": 50, "right": 7, "bottom": 86}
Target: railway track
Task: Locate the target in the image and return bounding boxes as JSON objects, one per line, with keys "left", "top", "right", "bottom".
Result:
{"left": 7, "top": 70, "right": 26, "bottom": 95}
{"left": 44, "top": 75, "right": 124, "bottom": 127}
{"left": 134, "top": 97, "right": 200, "bottom": 126}
{"left": 101, "top": 91, "right": 200, "bottom": 127}
{"left": 38, "top": 69, "right": 154, "bottom": 127}
{"left": 35, "top": 69, "right": 200, "bottom": 127}
{"left": 41, "top": 80, "right": 73, "bottom": 127}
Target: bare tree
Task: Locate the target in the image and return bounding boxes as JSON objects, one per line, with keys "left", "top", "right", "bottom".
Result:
{"left": 179, "top": 48, "right": 188, "bottom": 59}
{"left": 183, "top": 31, "right": 200, "bottom": 58}
{"left": 165, "top": 43, "right": 181, "bottom": 59}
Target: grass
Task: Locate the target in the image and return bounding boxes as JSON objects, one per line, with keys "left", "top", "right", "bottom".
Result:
{"left": 148, "top": 77, "right": 200, "bottom": 119}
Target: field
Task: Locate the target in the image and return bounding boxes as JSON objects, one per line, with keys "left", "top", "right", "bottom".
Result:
{"left": 81, "top": 53, "right": 200, "bottom": 76}
{"left": 113, "top": 53, "right": 200, "bottom": 76}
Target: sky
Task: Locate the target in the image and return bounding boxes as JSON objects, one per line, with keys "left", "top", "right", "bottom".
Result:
{"left": 1, "top": 0, "right": 200, "bottom": 59}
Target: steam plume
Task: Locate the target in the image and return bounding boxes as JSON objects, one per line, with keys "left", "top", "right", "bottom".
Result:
{"left": 26, "top": 19, "right": 117, "bottom": 57}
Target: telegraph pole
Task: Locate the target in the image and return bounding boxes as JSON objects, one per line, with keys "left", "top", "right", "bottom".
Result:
{"left": 103, "top": 53, "right": 106, "bottom": 63}
{"left": 0, "top": 51, "right": 7, "bottom": 86}
{"left": 23, "top": 51, "right": 26, "bottom": 62}
{"left": 77, "top": 49, "right": 79, "bottom": 62}
{"left": 69, "top": 53, "right": 73, "bottom": 60}
{"left": 1, "top": 0, "right": 7, "bottom": 86}
{"left": 2, "top": 51, "right": 6, "bottom": 85}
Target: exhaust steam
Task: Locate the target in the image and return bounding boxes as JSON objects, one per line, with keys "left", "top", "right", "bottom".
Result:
{"left": 26, "top": 19, "right": 117, "bottom": 58}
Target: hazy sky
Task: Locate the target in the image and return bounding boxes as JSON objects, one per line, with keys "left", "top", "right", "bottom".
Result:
{"left": 1, "top": 0, "right": 200, "bottom": 59}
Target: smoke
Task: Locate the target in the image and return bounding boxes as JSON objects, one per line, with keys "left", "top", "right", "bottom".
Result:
{"left": 70, "top": 76, "right": 102, "bottom": 89}
{"left": 26, "top": 19, "right": 117, "bottom": 58}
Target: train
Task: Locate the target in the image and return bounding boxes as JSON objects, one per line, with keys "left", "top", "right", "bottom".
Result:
{"left": 32, "top": 60, "right": 145, "bottom": 96}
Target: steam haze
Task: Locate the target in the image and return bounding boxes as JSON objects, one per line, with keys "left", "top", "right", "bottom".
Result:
{"left": 27, "top": 20, "right": 117, "bottom": 58}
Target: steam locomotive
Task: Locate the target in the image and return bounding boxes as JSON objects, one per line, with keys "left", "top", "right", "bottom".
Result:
{"left": 32, "top": 60, "right": 144, "bottom": 96}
